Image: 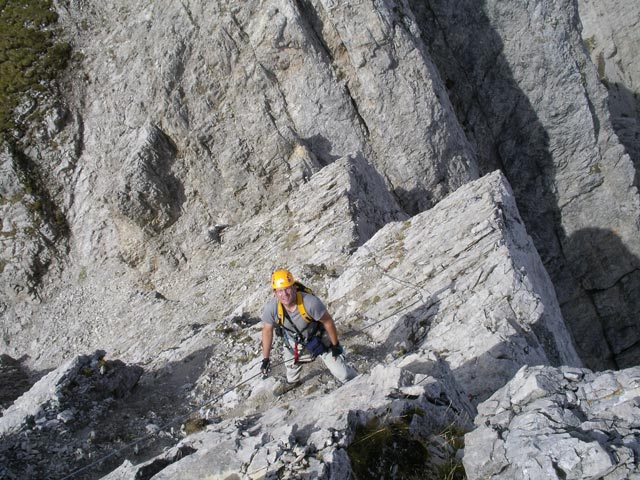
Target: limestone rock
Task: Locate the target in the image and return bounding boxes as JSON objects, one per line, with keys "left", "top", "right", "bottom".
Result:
{"left": 312, "top": 0, "right": 479, "bottom": 213}
{"left": 330, "top": 171, "right": 582, "bottom": 404}
{"left": 0, "top": 146, "right": 60, "bottom": 304}
{"left": 0, "top": 351, "right": 144, "bottom": 479}
{"left": 0, "top": 350, "right": 141, "bottom": 437}
{"left": 464, "top": 365, "right": 640, "bottom": 479}
{"left": 0, "top": 0, "right": 639, "bottom": 478}
{"left": 412, "top": 0, "right": 640, "bottom": 370}
{"left": 114, "top": 123, "right": 181, "bottom": 233}
{"left": 2, "top": 0, "right": 638, "bottom": 375}
{"left": 104, "top": 359, "right": 474, "bottom": 479}
{"left": 579, "top": 0, "right": 640, "bottom": 177}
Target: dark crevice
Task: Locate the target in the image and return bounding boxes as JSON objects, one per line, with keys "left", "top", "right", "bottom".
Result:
{"left": 583, "top": 78, "right": 601, "bottom": 143}
{"left": 135, "top": 446, "right": 197, "bottom": 480}
{"left": 343, "top": 83, "right": 370, "bottom": 138}
{"left": 577, "top": 288, "right": 620, "bottom": 370}
{"left": 294, "top": 0, "right": 335, "bottom": 63}
{"left": 551, "top": 461, "right": 568, "bottom": 480}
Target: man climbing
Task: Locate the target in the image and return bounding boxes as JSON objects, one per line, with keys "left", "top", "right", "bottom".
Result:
{"left": 260, "top": 269, "right": 357, "bottom": 387}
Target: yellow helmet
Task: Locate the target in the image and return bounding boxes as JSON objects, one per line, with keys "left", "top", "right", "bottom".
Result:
{"left": 271, "top": 269, "right": 295, "bottom": 289}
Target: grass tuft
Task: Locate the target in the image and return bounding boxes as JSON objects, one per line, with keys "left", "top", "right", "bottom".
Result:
{"left": 0, "top": 0, "right": 71, "bottom": 143}
{"left": 347, "top": 413, "right": 467, "bottom": 479}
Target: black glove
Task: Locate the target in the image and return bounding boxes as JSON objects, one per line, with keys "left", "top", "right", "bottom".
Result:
{"left": 261, "top": 358, "right": 270, "bottom": 377}
{"left": 330, "top": 343, "right": 344, "bottom": 358}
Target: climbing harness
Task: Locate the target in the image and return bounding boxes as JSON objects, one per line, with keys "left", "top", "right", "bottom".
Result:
{"left": 275, "top": 282, "right": 328, "bottom": 363}
{"left": 280, "top": 306, "right": 327, "bottom": 364}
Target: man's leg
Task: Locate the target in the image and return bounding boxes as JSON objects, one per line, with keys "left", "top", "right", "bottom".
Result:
{"left": 320, "top": 350, "right": 357, "bottom": 383}
{"left": 283, "top": 346, "right": 303, "bottom": 383}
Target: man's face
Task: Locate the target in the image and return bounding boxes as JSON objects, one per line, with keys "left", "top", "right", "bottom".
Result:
{"left": 274, "top": 285, "right": 296, "bottom": 307}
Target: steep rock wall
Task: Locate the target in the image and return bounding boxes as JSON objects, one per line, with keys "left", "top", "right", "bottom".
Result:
{"left": 1, "top": 169, "right": 584, "bottom": 479}
{"left": 330, "top": 170, "right": 581, "bottom": 404}
{"left": 579, "top": 0, "right": 640, "bottom": 181}
{"left": 411, "top": 0, "right": 640, "bottom": 369}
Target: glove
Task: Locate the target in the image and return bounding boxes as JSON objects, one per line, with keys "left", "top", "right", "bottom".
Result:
{"left": 331, "top": 343, "right": 344, "bottom": 358}
{"left": 261, "top": 358, "right": 270, "bottom": 377}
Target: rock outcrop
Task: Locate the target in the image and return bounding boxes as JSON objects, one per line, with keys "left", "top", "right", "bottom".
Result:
{"left": 465, "top": 365, "right": 640, "bottom": 479}
{"left": 329, "top": 171, "right": 581, "bottom": 404}
{"left": 115, "top": 123, "right": 182, "bottom": 234}
{"left": 0, "top": 0, "right": 639, "bottom": 478}
{"left": 104, "top": 361, "right": 474, "bottom": 480}
{"left": 411, "top": 0, "right": 640, "bottom": 370}
{"left": 0, "top": 0, "right": 637, "bottom": 373}
{"left": 579, "top": 0, "right": 640, "bottom": 180}
{"left": 0, "top": 351, "right": 143, "bottom": 479}
{"left": 2, "top": 171, "right": 586, "bottom": 479}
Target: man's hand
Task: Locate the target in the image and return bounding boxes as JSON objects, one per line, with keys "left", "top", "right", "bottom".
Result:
{"left": 330, "top": 344, "right": 344, "bottom": 358}
{"left": 261, "top": 358, "right": 271, "bottom": 377}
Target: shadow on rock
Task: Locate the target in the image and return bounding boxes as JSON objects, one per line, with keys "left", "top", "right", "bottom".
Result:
{"left": 0, "top": 354, "right": 44, "bottom": 411}
{"left": 563, "top": 227, "right": 640, "bottom": 369}
{"left": 0, "top": 346, "right": 217, "bottom": 480}
{"left": 346, "top": 285, "right": 444, "bottom": 363}
{"left": 408, "top": 1, "right": 632, "bottom": 373}
{"left": 79, "top": 345, "right": 217, "bottom": 479}
{"left": 605, "top": 81, "right": 640, "bottom": 187}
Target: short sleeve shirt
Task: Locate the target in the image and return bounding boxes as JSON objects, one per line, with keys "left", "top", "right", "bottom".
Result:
{"left": 261, "top": 292, "right": 327, "bottom": 339}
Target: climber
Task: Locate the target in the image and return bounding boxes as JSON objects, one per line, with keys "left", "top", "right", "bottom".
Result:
{"left": 260, "top": 269, "right": 357, "bottom": 387}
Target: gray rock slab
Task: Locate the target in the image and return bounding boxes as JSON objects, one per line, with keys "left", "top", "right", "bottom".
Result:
{"left": 464, "top": 365, "right": 640, "bottom": 479}
{"left": 329, "top": 170, "right": 582, "bottom": 404}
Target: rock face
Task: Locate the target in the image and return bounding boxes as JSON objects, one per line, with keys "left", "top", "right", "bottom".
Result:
{"left": 411, "top": 0, "right": 640, "bottom": 370}
{"left": 0, "top": 0, "right": 639, "bottom": 478}
{"left": 105, "top": 360, "right": 475, "bottom": 480}
{"left": 579, "top": 0, "right": 640, "bottom": 180}
{"left": 329, "top": 171, "right": 581, "bottom": 404}
{"left": 115, "top": 123, "right": 182, "bottom": 233}
{"left": 0, "top": 0, "right": 637, "bottom": 372}
{"left": 464, "top": 365, "right": 640, "bottom": 479}
{"left": 2, "top": 171, "right": 585, "bottom": 479}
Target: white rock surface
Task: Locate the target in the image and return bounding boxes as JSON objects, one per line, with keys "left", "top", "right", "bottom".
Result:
{"left": 465, "top": 365, "right": 640, "bottom": 479}
{"left": 330, "top": 171, "right": 581, "bottom": 403}
{"left": 579, "top": 0, "right": 640, "bottom": 174}
{"left": 411, "top": 0, "right": 640, "bottom": 369}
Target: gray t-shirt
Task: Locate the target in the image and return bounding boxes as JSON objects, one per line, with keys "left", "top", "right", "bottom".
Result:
{"left": 261, "top": 292, "right": 326, "bottom": 340}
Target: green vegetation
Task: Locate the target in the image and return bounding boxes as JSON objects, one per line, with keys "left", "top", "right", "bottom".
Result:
{"left": 583, "top": 36, "right": 597, "bottom": 54}
{"left": 347, "top": 414, "right": 467, "bottom": 480}
{"left": 183, "top": 416, "right": 208, "bottom": 435}
{"left": 434, "top": 424, "right": 466, "bottom": 480}
{"left": 347, "top": 415, "right": 430, "bottom": 479}
{"left": 0, "top": 0, "right": 71, "bottom": 143}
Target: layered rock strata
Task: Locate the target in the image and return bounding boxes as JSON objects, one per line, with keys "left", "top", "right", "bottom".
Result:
{"left": 330, "top": 170, "right": 582, "bottom": 404}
